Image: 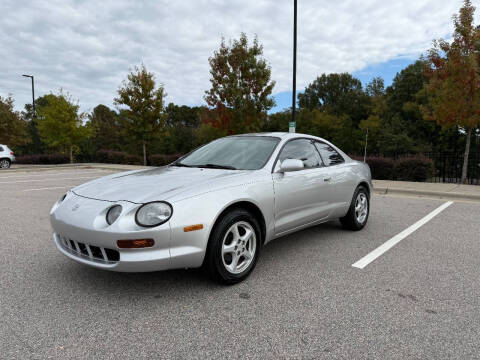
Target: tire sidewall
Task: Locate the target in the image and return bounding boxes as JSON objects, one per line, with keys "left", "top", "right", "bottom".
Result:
{"left": 352, "top": 187, "right": 369, "bottom": 229}
{"left": 208, "top": 209, "right": 262, "bottom": 283}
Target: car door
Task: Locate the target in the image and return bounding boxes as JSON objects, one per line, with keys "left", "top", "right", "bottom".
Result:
{"left": 272, "top": 138, "right": 332, "bottom": 236}
{"left": 314, "top": 141, "right": 354, "bottom": 215}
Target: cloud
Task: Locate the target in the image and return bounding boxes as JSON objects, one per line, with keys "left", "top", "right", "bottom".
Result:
{"left": 0, "top": 0, "right": 466, "bottom": 112}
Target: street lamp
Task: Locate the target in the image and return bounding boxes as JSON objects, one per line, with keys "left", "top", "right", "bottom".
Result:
{"left": 22, "top": 74, "right": 35, "bottom": 117}
{"left": 290, "top": 0, "right": 297, "bottom": 133}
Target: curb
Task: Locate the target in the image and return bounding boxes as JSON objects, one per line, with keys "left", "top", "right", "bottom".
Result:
{"left": 373, "top": 186, "right": 480, "bottom": 202}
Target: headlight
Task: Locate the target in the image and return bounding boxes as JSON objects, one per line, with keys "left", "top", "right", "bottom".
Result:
{"left": 135, "top": 201, "right": 172, "bottom": 227}
{"left": 106, "top": 205, "right": 122, "bottom": 225}
{"left": 59, "top": 193, "right": 67, "bottom": 202}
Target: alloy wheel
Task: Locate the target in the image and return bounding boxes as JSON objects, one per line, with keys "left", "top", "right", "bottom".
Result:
{"left": 221, "top": 221, "right": 257, "bottom": 274}
{"left": 355, "top": 193, "right": 368, "bottom": 224}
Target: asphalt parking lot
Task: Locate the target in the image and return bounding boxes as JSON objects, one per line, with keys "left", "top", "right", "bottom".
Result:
{"left": 1, "top": 168, "right": 480, "bottom": 359}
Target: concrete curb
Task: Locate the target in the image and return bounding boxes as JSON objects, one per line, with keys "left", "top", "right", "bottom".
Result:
{"left": 373, "top": 186, "right": 480, "bottom": 202}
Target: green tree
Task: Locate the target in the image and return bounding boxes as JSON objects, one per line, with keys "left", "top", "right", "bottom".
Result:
{"left": 115, "top": 64, "right": 166, "bottom": 165}
{"left": 161, "top": 103, "right": 202, "bottom": 154}
{"left": 89, "top": 104, "right": 122, "bottom": 151}
{"left": 297, "top": 73, "right": 369, "bottom": 126}
{"left": 422, "top": 0, "right": 480, "bottom": 182}
{"left": 37, "top": 91, "right": 90, "bottom": 163}
{"left": 204, "top": 33, "right": 276, "bottom": 133}
{"left": 360, "top": 77, "right": 387, "bottom": 155}
{"left": 0, "top": 95, "right": 28, "bottom": 147}
{"left": 380, "top": 61, "right": 439, "bottom": 154}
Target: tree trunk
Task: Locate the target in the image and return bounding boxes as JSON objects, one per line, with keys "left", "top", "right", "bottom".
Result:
{"left": 143, "top": 141, "right": 147, "bottom": 166}
{"left": 69, "top": 144, "right": 73, "bottom": 164}
{"left": 461, "top": 127, "right": 472, "bottom": 184}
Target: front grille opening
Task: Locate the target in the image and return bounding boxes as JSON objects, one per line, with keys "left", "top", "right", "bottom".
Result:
{"left": 104, "top": 248, "right": 120, "bottom": 262}
{"left": 90, "top": 245, "right": 103, "bottom": 259}
{"left": 78, "top": 242, "right": 88, "bottom": 256}
{"left": 59, "top": 235, "right": 120, "bottom": 264}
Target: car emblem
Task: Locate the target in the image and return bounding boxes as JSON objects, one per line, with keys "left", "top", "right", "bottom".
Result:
{"left": 71, "top": 204, "right": 80, "bottom": 211}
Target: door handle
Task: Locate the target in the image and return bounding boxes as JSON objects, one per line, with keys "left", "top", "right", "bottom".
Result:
{"left": 324, "top": 177, "right": 331, "bottom": 182}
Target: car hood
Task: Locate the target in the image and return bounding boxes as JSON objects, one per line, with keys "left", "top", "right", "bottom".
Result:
{"left": 72, "top": 166, "right": 254, "bottom": 203}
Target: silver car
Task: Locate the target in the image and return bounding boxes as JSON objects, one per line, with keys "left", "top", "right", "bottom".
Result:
{"left": 51, "top": 133, "right": 372, "bottom": 284}
{"left": 0, "top": 144, "right": 15, "bottom": 169}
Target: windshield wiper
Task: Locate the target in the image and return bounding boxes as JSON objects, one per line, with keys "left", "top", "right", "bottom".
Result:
{"left": 197, "top": 163, "right": 237, "bottom": 170}
{"left": 171, "top": 162, "right": 192, "bottom": 167}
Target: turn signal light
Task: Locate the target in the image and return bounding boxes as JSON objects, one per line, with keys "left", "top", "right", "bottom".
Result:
{"left": 184, "top": 224, "right": 203, "bottom": 232}
{"left": 117, "top": 239, "right": 154, "bottom": 249}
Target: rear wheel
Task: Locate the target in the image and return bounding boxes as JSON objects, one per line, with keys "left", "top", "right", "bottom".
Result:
{"left": 340, "top": 186, "right": 369, "bottom": 231}
{"left": 0, "top": 159, "right": 11, "bottom": 169}
{"left": 205, "top": 209, "right": 261, "bottom": 284}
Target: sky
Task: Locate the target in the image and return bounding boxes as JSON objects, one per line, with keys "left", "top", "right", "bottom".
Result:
{"left": 0, "top": 0, "right": 467, "bottom": 114}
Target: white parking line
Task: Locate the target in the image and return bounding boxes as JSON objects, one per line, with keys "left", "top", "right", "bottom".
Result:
{"left": 0, "top": 170, "right": 112, "bottom": 180}
{"left": 0, "top": 176, "right": 98, "bottom": 184}
{"left": 22, "top": 186, "right": 70, "bottom": 192}
{"left": 352, "top": 201, "right": 454, "bottom": 269}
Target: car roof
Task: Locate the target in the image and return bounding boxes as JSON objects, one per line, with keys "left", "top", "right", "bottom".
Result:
{"left": 232, "top": 132, "right": 326, "bottom": 141}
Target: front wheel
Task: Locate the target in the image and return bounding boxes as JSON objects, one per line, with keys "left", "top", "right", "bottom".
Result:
{"left": 205, "top": 209, "right": 261, "bottom": 284}
{"left": 340, "top": 186, "right": 370, "bottom": 231}
{"left": 0, "top": 159, "right": 11, "bottom": 169}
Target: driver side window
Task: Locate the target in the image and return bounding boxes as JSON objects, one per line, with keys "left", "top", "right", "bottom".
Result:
{"left": 278, "top": 139, "right": 323, "bottom": 169}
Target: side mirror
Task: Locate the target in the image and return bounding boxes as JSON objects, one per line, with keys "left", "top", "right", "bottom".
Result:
{"left": 279, "top": 159, "right": 304, "bottom": 172}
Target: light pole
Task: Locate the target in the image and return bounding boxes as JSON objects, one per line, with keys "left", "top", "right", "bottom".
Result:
{"left": 22, "top": 74, "right": 36, "bottom": 117}
{"left": 290, "top": 0, "right": 297, "bottom": 133}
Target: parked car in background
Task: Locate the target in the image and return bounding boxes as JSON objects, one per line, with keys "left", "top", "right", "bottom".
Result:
{"left": 0, "top": 145, "right": 15, "bottom": 169}
{"left": 50, "top": 133, "right": 372, "bottom": 284}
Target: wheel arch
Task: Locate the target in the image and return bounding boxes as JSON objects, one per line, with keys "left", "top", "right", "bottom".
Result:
{"left": 358, "top": 181, "right": 371, "bottom": 197}
{"left": 209, "top": 200, "right": 267, "bottom": 246}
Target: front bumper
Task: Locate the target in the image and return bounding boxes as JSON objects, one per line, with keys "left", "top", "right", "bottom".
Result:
{"left": 53, "top": 232, "right": 171, "bottom": 272}
{"left": 50, "top": 192, "right": 209, "bottom": 272}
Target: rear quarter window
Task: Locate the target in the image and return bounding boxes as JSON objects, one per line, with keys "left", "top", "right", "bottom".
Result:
{"left": 314, "top": 142, "right": 345, "bottom": 166}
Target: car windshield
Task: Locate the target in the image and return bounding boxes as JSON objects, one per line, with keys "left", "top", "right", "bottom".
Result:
{"left": 175, "top": 136, "right": 280, "bottom": 170}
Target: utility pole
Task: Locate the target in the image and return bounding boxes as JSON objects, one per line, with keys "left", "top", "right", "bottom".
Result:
{"left": 290, "top": 0, "right": 297, "bottom": 133}
{"left": 23, "top": 74, "right": 41, "bottom": 153}
{"left": 22, "top": 74, "right": 35, "bottom": 116}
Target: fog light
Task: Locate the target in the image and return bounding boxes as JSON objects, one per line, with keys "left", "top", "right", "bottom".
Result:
{"left": 117, "top": 239, "right": 155, "bottom": 249}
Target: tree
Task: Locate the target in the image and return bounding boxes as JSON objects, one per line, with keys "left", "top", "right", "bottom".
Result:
{"left": 37, "top": 91, "right": 90, "bottom": 163}
{"left": 204, "top": 33, "right": 276, "bottom": 133}
{"left": 0, "top": 95, "right": 27, "bottom": 147}
{"left": 21, "top": 96, "right": 50, "bottom": 154}
{"left": 115, "top": 64, "right": 166, "bottom": 165}
{"left": 360, "top": 78, "right": 387, "bottom": 155}
{"left": 297, "top": 73, "right": 369, "bottom": 126}
{"left": 422, "top": 0, "right": 480, "bottom": 183}
{"left": 89, "top": 104, "right": 122, "bottom": 151}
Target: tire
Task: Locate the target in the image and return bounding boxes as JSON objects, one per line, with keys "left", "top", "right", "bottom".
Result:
{"left": 340, "top": 186, "right": 370, "bottom": 231}
{"left": 0, "top": 159, "right": 11, "bottom": 169}
{"left": 205, "top": 208, "right": 262, "bottom": 284}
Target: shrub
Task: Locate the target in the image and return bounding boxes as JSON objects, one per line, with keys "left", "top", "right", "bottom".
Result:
{"left": 15, "top": 154, "right": 70, "bottom": 164}
{"left": 149, "top": 154, "right": 183, "bottom": 166}
{"left": 363, "top": 156, "right": 395, "bottom": 180}
{"left": 394, "top": 156, "right": 435, "bottom": 182}
{"left": 95, "top": 150, "right": 142, "bottom": 165}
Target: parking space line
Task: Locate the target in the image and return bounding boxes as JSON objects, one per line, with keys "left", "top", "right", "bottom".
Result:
{"left": 22, "top": 186, "right": 70, "bottom": 192}
{"left": 0, "top": 176, "right": 98, "bottom": 184}
{"left": 0, "top": 170, "right": 113, "bottom": 180}
{"left": 352, "top": 201, "right": 454, "bottom": 269}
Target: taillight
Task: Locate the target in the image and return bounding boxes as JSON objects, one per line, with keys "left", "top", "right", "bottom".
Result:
{"left": 10, "top": 152, "right": 14, "bottom": 155}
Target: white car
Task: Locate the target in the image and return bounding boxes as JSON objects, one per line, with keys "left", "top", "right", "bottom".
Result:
{"left": 0, "top": 144, "right": 15, "bottom": 169}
